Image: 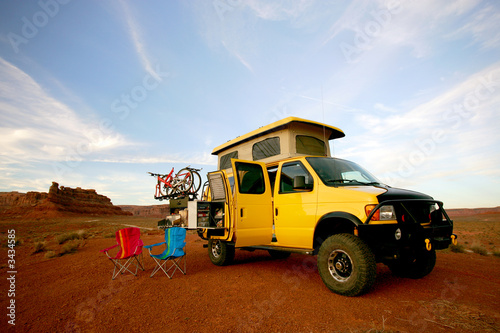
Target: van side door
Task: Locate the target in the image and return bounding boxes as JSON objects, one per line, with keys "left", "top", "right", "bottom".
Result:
{"left": 273, "top": 160, "right": 318, "bottom": 249}
{"left": 231, "top": 159, "right": 273, "bottom": 247}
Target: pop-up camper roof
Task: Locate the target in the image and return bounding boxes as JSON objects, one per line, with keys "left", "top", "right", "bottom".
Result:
{"left": 212, "top": 117, "right": 345, "bottom": 170}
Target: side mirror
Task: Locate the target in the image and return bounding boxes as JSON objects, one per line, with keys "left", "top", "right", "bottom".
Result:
{"left": 293, "top": 176, "right": 306, "bottom": 189}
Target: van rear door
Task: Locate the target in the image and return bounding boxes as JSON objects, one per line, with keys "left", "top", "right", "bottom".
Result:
{"left": 231, "top": 159, "right": 273, "bottom": 247}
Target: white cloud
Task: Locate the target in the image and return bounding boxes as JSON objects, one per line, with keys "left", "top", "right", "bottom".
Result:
{"left": 0, "top": 58, "right": 130, "bottom": 163}
{"left": 118, "top": 0, "right": 160, "bottom": 80}
{"left": 190, "top": 0, "right": 327, "bottom": 72}
{"left": 445, "top": 3, "right": 500, "bottom": 50}
{"left": 339, "top": 62, "right": 500, "bottom": 187}
{"left": 92, "top": 151, "right": 217, "bottom": 166}
{"left": 245, "top": 0, "right": 313, "bottom": 21}
{"left": 326, "top": 0, "right": 489, "bottom": 60}
{"left": 374, "top": 103, "right": 398, "bottom": 113}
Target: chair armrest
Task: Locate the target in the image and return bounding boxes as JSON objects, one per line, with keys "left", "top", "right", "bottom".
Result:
{"left": 134, "top": 240, "right": 144, "bottom": 254}
{"left": 100, "top": 244, "right": 118, "bottom": 253}
{"left": 171, "top": 246, "right": 185, "bottom": 257}
{"left": 144, "top": 242, "right": 166, "bottom": 249}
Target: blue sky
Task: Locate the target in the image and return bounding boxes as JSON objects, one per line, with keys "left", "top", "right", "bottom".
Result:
{"left": 0, "top": 0, "right": 499, "bottom": 208}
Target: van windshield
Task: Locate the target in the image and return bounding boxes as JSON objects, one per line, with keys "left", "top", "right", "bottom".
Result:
{"left": 306, "top": 157, "right": 383, "bottom": 186}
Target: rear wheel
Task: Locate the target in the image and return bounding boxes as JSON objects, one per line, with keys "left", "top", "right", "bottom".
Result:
{"left": 208, "top": 239, "right": 235, "bottom": 266}
{"left": 317, "top": 233, "right": 376, "bottom": 296}
{"left": 388, "top": 248, "right": 436, "bottom": 279}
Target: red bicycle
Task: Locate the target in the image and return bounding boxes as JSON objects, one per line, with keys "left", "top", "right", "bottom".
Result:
{"left": 148, "top": 166, "right": 202, "bottom": 200}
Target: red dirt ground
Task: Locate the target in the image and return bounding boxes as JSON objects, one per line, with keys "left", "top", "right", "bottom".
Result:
{"left": 1, "top": 228, "right": 499, "bottom": 333}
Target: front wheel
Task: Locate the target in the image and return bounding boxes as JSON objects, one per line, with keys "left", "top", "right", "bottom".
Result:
{"left": 317, "top": 233, "right": 376, "bottom": 297}
{"left": 208, "top": 239, "right": 235, "bottom": 266}
{"left": 388, "top": 248, "right": 436, "bottom": 279}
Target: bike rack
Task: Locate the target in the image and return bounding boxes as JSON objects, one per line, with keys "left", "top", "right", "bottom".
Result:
{"left": 154, "top": 192, "right": 199, "bottom": 201}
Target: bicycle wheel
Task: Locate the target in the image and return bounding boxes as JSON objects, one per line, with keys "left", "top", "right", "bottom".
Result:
{"left": 189, "top": 170, "right": 202, "bottom": 194}
{"left": 157, "top": 179, "right": 166, "bottom": 197}
{"left": 176, "top": 168, "right": 194, "bottom": 193}
{"left": 164, "top": 183, "right": 174, "bottom": 197}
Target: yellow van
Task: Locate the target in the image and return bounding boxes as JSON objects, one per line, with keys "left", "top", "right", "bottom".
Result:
{"left": 189, "top": 117, "right": 455, "bottom": 296}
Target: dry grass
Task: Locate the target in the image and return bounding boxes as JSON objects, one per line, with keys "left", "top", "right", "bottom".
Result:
{"left": 59, "top": 240, "right": 83, "bottom": 255}
{"left": 33, "top": 241, "right": 47, "bottom": 254}
{"left": 449, "top": 243, "right": 466, "bottom": 253}
{"left": 447, "top": 214, "right": 500, "bottom": 256}
{"left": 471, "top": 245, "right": 488, "bottom": 256}
{"left": 44, "top": 250, "right": 57, "bottom": 259}
{"left": 1, "top": 215, "right": 159, "bottom": 258}
{"left": 416, "top": 299, "right": 499, "bottom": 332}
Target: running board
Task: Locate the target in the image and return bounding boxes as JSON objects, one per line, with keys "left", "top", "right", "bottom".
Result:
{"left": 241, "top": 246, "right": 314, "bottom": 255}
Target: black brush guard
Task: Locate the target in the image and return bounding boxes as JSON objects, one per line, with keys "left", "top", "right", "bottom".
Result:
{"left": 357, "top": 199, "right": 455, "bottom": 262}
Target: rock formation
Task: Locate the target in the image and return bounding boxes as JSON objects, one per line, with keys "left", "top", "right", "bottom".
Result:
{"left": 0, "top": 182, "right": 131, "bottom": 218}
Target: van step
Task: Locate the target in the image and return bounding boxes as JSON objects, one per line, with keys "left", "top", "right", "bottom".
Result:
{"left": 241, "top": 246, "right": 314, "bottom": 255}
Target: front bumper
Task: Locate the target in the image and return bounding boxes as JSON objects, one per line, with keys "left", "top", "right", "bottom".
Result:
{"left": 357, "top": 199, "right": 454, "bottom": 260}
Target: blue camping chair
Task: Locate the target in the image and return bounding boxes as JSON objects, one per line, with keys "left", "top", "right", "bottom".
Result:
{"left": 145, "top": 227, "right": 187, "bottom": 278}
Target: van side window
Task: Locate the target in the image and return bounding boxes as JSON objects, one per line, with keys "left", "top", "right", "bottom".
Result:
{"left": 220, "top": 151, "right": 238, "bottom": 170}
{"left": 279, "top": 161, "right": 313, "bottom": 193}
{"left": 235, "top": 162, "right": 265, "bottom": 194}
{"left": 296, "top": 135, "right": 326, "bottom": 156}
{"left": 252, "top": 137, "right": 280, "bottom": 160}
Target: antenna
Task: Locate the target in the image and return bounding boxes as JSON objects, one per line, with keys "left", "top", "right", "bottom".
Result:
{"left": 321, "top": 86, "right": 327, "bottom": 156}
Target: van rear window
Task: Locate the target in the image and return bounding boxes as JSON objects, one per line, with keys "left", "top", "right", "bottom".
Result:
{"left": 296, "top": 135, "right": 326, "bottom": 156}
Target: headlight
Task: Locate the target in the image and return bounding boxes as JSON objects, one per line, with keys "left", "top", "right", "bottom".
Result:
{"left": 380, "top": 205, "right": 396, "bottom": 220}
{"left": 365, "top": 204, "right": 396, "bottom": 221}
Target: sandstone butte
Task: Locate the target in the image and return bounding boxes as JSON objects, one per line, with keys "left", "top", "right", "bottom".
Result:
{"left": 0, "top": 182, "right": 132, "bottom": 218}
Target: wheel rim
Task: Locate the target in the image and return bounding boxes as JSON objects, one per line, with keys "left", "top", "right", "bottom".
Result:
{"left": 327, "top": 249, "right": 353, "bottom": 282}
{"left": 211, "top": 241, "right": 221, "bottom": 258}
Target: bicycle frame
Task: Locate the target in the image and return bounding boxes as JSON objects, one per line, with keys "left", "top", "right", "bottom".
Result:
{"left": 150, "top": 168, "right": 195, "bottom": 199}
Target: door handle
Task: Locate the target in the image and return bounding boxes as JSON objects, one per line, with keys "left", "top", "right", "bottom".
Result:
{"left": 275, "top": 208, "right": 278, "bottom": 216}
{"left": 240, "top": 208, "right": 243, "bottom": 218}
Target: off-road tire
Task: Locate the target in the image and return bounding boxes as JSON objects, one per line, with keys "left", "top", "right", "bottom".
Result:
{"left": 208, "top": 239, "right": 235, "bottom": 266}
{"left": 317, "top": 233, "right": 376, "bottom": 296}
{"left": 388, "top": 248, "right": 436, "bottom": 279}
{"left": 268, "top": 250, "right": 291, "bottom": 260}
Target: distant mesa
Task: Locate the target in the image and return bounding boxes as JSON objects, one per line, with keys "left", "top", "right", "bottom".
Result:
{"left": 118, "top": 204, "right": 169, "bottom": 218}
{"left": 0, "top": 182, "right": 132, "bottom": 218}
{"left": 447, "top": 207, "right": 500, "bottom": 218}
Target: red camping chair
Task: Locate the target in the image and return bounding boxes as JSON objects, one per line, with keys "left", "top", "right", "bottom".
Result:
{"left": 100, "top": 227, "right": 145, "bottom": 279}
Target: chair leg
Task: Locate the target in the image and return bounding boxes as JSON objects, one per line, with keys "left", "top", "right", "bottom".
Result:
{"left": 148, "top": 255, "right": 187, "bottom": 278}
{"left": 109, "top": 255, "right": 143, "bottom": 280}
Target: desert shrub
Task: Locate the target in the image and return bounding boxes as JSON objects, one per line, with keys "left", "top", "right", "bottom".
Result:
{"left": 471, "top": 245, "right": 488, "bottom": 256}
{"left": 77, "top": 229, "right": 90, "bottom": 239}
{"left": 449, "top": 243, "right": 466, "bottom": 253}
{"left": 56, "top": 231, "right": 84, "bottom": 244}
{"left": 33, "top": 241, "right": 46, "bottom": 254}
{"left": 493, "top": 250, "right": 500, "bottom": 258}
{"left": 56, "top": 232, "right": 76, "bottom": 244}
{"left": 60, "top": 240, "right": 82, "bottom": 255}
{"left": 45, "top": 251, "right": 57, "bottom": 259}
